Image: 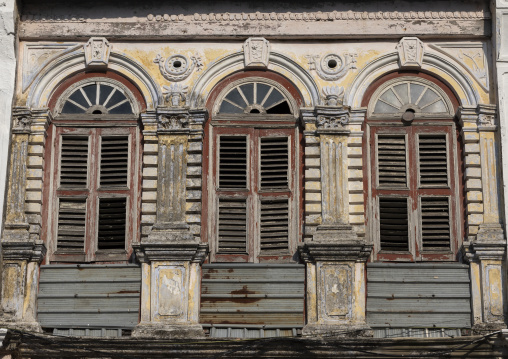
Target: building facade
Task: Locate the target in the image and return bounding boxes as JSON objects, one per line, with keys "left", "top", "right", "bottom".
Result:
{"left": 0, "top": 0, "right": 507, "bottom": 357}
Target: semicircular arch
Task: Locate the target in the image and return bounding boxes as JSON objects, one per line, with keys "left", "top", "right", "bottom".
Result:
{"left": 189, "top": 51, "right": 320, "bottom": 109}
{"left": 345, "top": 52, "right": 480, "bottom": 109}
{"left": 27, "top": 49, "right": 162, "bottom": 112}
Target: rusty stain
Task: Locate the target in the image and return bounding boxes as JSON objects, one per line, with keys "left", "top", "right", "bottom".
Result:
{"left": 386, "top": 294, "right": 395, "bottom": 301}
{"left": 230, "top": 285, "right": 256, "bottom": 296}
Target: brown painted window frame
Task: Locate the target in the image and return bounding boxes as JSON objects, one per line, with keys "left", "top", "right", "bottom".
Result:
{"left": 363, "top": 72, "right": 463, "bottom": 262}
{"left": 42, "top": 73, "right": 143, "bottom": 264}
{"left": 202, "top": 71, "right": 304, "bottom": 264}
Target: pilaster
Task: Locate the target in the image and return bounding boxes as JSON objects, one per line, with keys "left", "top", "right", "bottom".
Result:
{"left": 299, "top": 105, "right": 372, "bottom": 336}
{"left": 0, "top": 107, "right": 48, "bottom": 332}
{"left": 133, "top": 106, "right": 209, "bottom": 338}
{"left": 459, "top": 103, "right": 506, "bottom": 331}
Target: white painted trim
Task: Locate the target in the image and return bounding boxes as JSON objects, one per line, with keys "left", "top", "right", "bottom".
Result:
{"left": 189, "top": 51, "right": 320, "bottom": 108}
{"left": 27, "top": 49, "right": 161, "bottom": 112}
{"left": 345, "top": 52, "right": 480, "bottom": 109}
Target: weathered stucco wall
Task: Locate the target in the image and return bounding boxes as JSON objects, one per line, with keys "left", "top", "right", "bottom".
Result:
{"left": 0, "top": 0, "right": 16, "bottom": 233}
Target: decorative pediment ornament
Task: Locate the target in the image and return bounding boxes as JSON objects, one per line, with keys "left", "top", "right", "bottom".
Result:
{"left": 322, "top": 86, "right": 344, "bottom": 106}
{"left": 306, "top": 53, "right": 357, "bottom": 81}
{"left": 154, "top": 53, "right": 203, "bottom": 82}
{"left": 162, "top": 84, "right": 188, "bottom": 107}
{"left": 397, "top": 37, "right": 424, "bottom": 68}
{"left": 84, "top": 37, "right": 111, "bottom": 69}
{"left": 243, "top": 37, "right": 270, "bottom": 68}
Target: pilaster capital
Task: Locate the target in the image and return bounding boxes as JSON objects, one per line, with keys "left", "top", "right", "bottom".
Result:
{"left": 457, "top": 105, "right": 478, "bottom": 128}
{"left": 156, "top": 107, "right": 208, "bottom": 136}
{"left": 1, "top": 241, "right": 46, "bottom": 263}
{"left": 141, "top": 111, "right": 157, "bottom": 136}
{"left": 476, "top": 104, "right": 497, "bottom": 131}
{"left": 349, "top": 107, "right": 367, "bottom": 124}
{"left": 314, "top": 105, "right": 350, "bottom": 135}
{"left": 133, "top": 241, "right": 208, "bottom": 264}
{"left": 11, "top": 107, "right": 32, "bottom": 134}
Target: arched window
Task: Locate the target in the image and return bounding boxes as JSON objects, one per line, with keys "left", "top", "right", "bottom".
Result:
{"left": 364, "top": 74, "right": 462, "bottom": 262}
{"left": 43, "top": 75, "right": 142, "bottom": 263}
{"left": 203, "top": 74, "right": 302, "bottom": 263}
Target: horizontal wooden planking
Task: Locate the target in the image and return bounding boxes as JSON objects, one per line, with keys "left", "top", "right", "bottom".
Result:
{"left": 366, "top": 263, "right": 471, "bottom": 329}
{"left": 201, "top": 264, "right": 304, "bottom": 326}
{"left": 367, "top": 312, "right": 472, "bottom": 328}
{"left": 38, "top": 313, "right": 138, "bottom": 329}
{"left": 38, "top": 265, "right": 141, "bottom": 329}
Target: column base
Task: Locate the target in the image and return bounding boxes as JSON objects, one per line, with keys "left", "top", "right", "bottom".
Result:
{"left": 471, "top": 322, "right": 507, "bottom": 335}
{"left": 302, "top": 323, "right": 373, "bottom": 338}
{"left": 0, "top": 318, "right": 42, "bottom": 333}
{"left": 132, "top": 323, "right": 205, "bottom": 339}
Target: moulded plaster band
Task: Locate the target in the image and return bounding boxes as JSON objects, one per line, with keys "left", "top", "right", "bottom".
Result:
{"left": 345, "top": 52, "right": 479, "bottom": 109}
{"left": 27, "top": 50, "right": 162, "bottom": 111}
{"left": 189, "top": 51, "right": 320, "bottom": 108}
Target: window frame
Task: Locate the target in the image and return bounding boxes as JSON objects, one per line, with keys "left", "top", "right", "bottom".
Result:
{"left": 203, "top": 72, "right": 303, "bottom": 264}
{"left": 363, "top": 73, "right": 463, "bottom": 262}
{"left": 43, "top": 75, "right": 142, "bottom": 264}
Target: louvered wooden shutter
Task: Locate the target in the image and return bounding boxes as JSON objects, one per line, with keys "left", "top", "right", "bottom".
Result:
{"left": 379, "top": 197, "right": 409, "bottom": 251}
{"left": 57, "top": 198, "right": 86, "bottom": 251}
{"left": 98, "top": 197, "right": 127, "bottom": 250}
{"left": 421, "top": 197, "right": 450, "bottom": 249}
{"left": 60, "top": 136, "right": 89, "bottom": 188}
{"left": 219, "top": 136, "right": 247, "bottom": 188}
{"left": 218, "top": 198, "right": 247, "bottom": 253}
{"left": 418, "top": 134, "right": 448, "bottom": 187}
{"left": 260, "top": 137, "right": 289, "bottom": 189}
{"left": 377, "top": 135, "right": 407, "bottom": 187}
{"left": 260, "top": 199, "right": 289, "bottom": 251}
{"left": 100, "top": 136, "right": 129, "bottom": 187}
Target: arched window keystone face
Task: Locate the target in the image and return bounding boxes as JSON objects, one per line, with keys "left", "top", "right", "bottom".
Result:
{"left": 44, "top": 76, "right": 141, "bottom": 263}
{"left": 205, "top": 76, "right": 301, "bottom": 263}
{"left": 365, "top": 75, "right": 461, "bottom": 262}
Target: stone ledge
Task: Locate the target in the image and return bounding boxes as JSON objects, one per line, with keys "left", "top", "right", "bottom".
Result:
{"left": 133, "top": 241, "right": 208, "bottom": 263}
{"left": 1, "top": 241, "right": 46, "bottom": 262}
{"left": 302, "top": 324, "right": 373, "bottom": 338}
{"left": 132, "top": 323, "right": 205, "bottom": 339}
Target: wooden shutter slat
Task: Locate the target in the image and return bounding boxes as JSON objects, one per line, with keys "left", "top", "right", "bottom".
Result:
{"left": 219, "top": 136, "right": 247, "bottom": 189}
{"left": 97, "top": 197, "right": 126, "bottom": 250}
{"left": 260, "top": 199, "right": 289, "bottom": 252}
{"left": 418, "top": 134, "right": 448, "bottom": 187}
{"left": 60, "top": 136, "right": 89, "bottom": 188}
{"left": 100, "top": 136, "right": 129, "bottom": 188}
{"left": 377, "top": 135, "right": 407, "bottom": 188}
{"left": 260, "top": 137, "right": 288, "bottom": 190}
{"left": 379, "top": 197, "right": 409, "bottom": 251}
{"left": 218, "top": 198, "right": 247, "bottom": 253}
{"left": 421, "top": 197, "right": 450, "bottom": 250}
{"left": 57, "top": 198, "right": 86, "bottom": 251}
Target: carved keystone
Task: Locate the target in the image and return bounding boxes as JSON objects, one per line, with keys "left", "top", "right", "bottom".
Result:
{"left": 243, "top": 37, "right": 270, "bottom": 68}
{"left": 84, "top": 37, "right": 111, "bottom": 69}
{"left": 397, "top": 37, "right": 424, "bottom": 68}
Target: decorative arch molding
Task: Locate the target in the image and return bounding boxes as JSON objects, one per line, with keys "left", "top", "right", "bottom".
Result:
{"left": 189, "top": 51, "right": 320, "bottom": 109}
{"left": 345, "top": 51, "right": 480, "bottom": 109}
{"left": 27, "top": 49, "right": 162, "bottom": 112}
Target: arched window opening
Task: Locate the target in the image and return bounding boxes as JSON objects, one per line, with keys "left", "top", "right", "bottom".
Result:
{"left": 44, "top": 75, "right": 141, "bottom": 263}
{"left": 365, "top": 74, "right": 461, "bottom": 262}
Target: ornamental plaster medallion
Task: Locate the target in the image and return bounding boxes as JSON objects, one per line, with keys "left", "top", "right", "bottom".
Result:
{"left": 154, "top": 53, "right": 203, "bottom": 82}
{"left": 162, "top": 84, "right": 188, "bottom": 107}
{"left": 306, "top": 53, "right": 357, "bottom": 81}
{"left": 397, "top": 37, "right": 424, "bottom": 68}
{"left": 243, "top": 37, "right": 270, "bottom": 68}
{"left": 84, "top": 37, "right": 111, "bottom": 69}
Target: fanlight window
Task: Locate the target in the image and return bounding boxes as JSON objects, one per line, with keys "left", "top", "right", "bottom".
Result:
{"left": 217, "top": 81, "right": 293, "bottom": 115}
{"left": 369, "top": 77, "right": 454, "bottom": 119}
{"left": 60, "top": 81, "right": 134, "bottom": 115}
